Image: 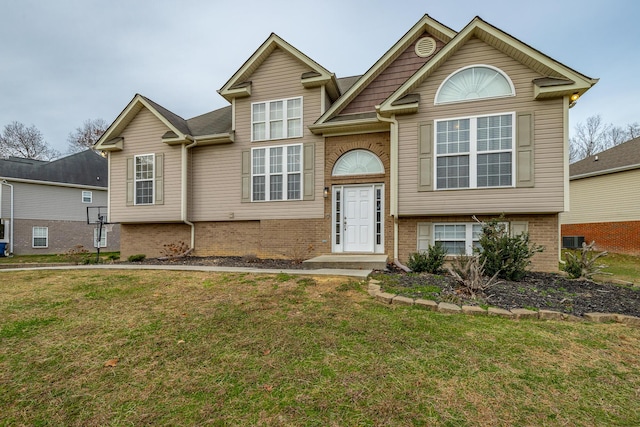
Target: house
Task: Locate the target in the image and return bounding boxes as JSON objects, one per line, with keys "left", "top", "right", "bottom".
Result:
{"left": 561, "top": 137, "right": 640, "bottom": 255}
{"left": 94, "top": 15, "right": 597, "bottom": 271}
{"left": 0, "top": 150, "right": 120, "bottom": 255}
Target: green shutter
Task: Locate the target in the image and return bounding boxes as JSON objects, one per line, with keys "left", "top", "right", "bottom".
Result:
{"left": 516, "top": 112, "right": 535, "bottom": 188}
{"left": 126, "top": 157, "right": 134, "bottom": 206}
{"left": 155, "top": 153, "right": 164, "bottom": 205}
{"left": 303, "top": 142, "right": 315, "bottom": 200}
{"left": 418, "top": 122, "right": 433, "bottom": 192}
{"left": 241, "top": 150, "right": 251, "bottom": 203}
{"left": 417, "top": 222, "right": 432, "bottom": 252}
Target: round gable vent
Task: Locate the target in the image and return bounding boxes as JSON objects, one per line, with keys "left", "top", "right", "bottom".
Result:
{"left": 415, "top": 37, "right": 437, "bottom": 58}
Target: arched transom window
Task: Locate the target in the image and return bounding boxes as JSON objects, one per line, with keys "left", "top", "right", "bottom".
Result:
{"left": 332, "top": 150, "right": 384, "bottom": 176}
{"left": 435, "top": 65, "right": 515, "bottom": 104}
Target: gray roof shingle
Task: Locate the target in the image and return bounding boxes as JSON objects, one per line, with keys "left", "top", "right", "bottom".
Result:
{"left": 0, "top": 149, "right": 107, "bottom": 187}
{"left": 570, "top": 137, "right": 640, "bottom": 179}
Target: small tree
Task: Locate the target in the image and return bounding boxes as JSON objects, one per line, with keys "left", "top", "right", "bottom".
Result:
{"left": 476, "top": 216, "right": 544, "bottom": 281}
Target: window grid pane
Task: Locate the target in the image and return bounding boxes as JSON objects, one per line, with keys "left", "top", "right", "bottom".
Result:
{"left": 436, "top": 119, "right": 470, "bottom": 154}
{"left": 287, "top": 173, "right": 300, "bottom": 199}
{"left": 477, "top": 152, "right": 512, "bottom": 187}
{"left": 270, "top": 147, "right": 283, "bottom": 173}
{"left": 437, "top": 155, "right": 469, "bottom": 189}
{"left": 477, "top": 114, "right": 512, "bottom": 151}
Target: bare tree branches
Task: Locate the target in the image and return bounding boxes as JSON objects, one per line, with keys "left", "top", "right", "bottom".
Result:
{"left": 0, "top": 121, "right": 60, "bottom": 160}
{"left": 67, "top": 118, "right": 108, "bottom": 153}
{"left": 570, "top": 115, "right": 639, "bottom": 163}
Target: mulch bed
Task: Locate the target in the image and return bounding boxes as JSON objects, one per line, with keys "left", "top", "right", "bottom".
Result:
{"left": 372, "top": 268, "right": 640, "bottom": 318}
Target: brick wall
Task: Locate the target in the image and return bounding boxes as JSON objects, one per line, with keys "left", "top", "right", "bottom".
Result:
{"left": 120, "top": 223, "right": 190, "bottom": 259}
{"left": 562, "top": 221, "right": 640, "bottom": 255}
{"left": 398, "top": 214, "right": 560, "bottom": 272}
{"left": 11, "top": 219, "right": 120, "bottom": 255}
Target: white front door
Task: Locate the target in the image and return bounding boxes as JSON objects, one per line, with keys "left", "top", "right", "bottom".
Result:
{"left": 343, "top": 186, "right": 374, "bottom": 252}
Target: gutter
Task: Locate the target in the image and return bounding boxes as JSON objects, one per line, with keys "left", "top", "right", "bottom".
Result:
{"left": 375, "top": 111, "right": 409, "bottom": 271}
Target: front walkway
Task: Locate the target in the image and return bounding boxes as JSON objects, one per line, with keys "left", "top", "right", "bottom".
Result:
{"left": 0, "top": 264, "right": 372, "bottom": 279}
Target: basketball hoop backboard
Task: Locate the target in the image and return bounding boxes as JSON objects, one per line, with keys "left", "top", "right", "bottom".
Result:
{"left": 87, "top": 206, "right": 109, "bottom": 225}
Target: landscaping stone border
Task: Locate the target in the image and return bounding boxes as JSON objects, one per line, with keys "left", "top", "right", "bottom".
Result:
{"left": 368, "top": 279, "right": 640, "bottom": 327}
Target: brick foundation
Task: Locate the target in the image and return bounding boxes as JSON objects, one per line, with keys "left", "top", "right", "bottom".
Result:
{"left": 561, "top": 221, "right": 640, "bottom": 255}
{"left": 398, "top": 214, "right": 560, "bottom": 272}
{"left": 10, "top": 219, "right": 120, "bottom": 255}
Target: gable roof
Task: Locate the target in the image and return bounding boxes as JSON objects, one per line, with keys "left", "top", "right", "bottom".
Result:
{"left": 0, "top": 149, "right": 107, "bottom": 188}
{"left": 315, "top": 14, "right": 457, "bottom": 125}
{"left": 94, "top": 94, "right": 233, "bottom": 151}
{"left": 218, "top": 33, "right": 341, "bottom": 102}
{"left": 378, "top": 16, "right": 598, "bottom": 116}
{"left": 570, "top": 137, "right": 640, "bottom": 179}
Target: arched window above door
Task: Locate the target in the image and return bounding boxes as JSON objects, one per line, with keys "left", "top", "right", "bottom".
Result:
{"left": 435, "top": 65, "right": 515, "bottom": 104}
{"left": 332, "top": 150, "right": 384, "bottom": 176}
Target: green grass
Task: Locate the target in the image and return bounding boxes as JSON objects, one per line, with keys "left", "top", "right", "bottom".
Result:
{"left": 0, "top": 252, "right": 120, "bottom": 264}
{"left": 0, "top": 269, "right": 639, "bottom": 426}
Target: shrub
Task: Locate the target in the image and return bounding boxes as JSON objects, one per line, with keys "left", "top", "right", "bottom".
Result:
{"left": 65, "top": 245, "right": 90, "bottom": 265}
{"left": 127, "top": 254, "right": 146, "bottom": 262}
{"left": 562, "top": 241, "right": 609, "bottom": 279}
{"left": 476, "top": 216, "right": 544, "bottom": 281}
{"left": 447, "top": 254, "right": 499, "bottom": 298}
{"left": 160, "top": 241, "right": 189, "bottom": 258}
{"left": 407, "top": 243, "right": 447, "bottom": 274}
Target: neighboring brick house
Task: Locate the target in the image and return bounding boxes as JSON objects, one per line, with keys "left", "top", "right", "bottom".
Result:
{"left": 561, "top": 137, "right": 640, "bottom": 255}
{"left": 94, "top": 15, "right": 597, "bottom": 272}
{"left": 0, "top": 150, "right": 120, "bottom": 255}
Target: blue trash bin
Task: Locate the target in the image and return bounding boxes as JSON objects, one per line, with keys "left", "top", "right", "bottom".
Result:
{"left": 0, "top": 242, "right": 6, "bottom": 257}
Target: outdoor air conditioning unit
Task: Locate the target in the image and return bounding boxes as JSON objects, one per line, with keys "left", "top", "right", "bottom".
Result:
{"left": 562, "top": 236, "right": 585, "bottom": 249}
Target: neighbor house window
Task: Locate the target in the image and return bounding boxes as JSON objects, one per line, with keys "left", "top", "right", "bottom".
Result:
{"left": 434, "top": 223, "right": 483, "bottom": 256}
{"left": 32, "top": 226, "right": 48, "bottom": 248}
{"left": 82, "top": 191, "right": 92, "bottom": 203}
{"left": 436, "top": 113, "right": 514, "bottom": 190}
{"left": 135, "top": 154, "right": 154, "bottom": 205}
{"left": 251, "top": 144, "right": 302, "bottom": 201}
{"left": 252, "top": 97, "right": 302, "bottom": 141}
{"left": 435, "top": 65, "right": 515, "bottom": 104}
{"left": 94, "top": 228, "right": 107, "bottom": 248}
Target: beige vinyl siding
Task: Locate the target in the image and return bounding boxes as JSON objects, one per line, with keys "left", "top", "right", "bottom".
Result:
{"left": 109, "top": 108, "right": 182, "bottom": 222}
{"left": 562, "top": 169, "right": 640, "bottom": 224}
{"left": 1, "top": 182, "right": 106, "bottom": 221}
{"left": 191, "top": 47, "right": 324, "bottom": 221}
{"left": 398, "top": 37, "right": 565, "bottom": 216}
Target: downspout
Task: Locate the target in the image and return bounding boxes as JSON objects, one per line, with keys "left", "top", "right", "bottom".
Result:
{"left": 1, "top": 180, "right": 14, "bottom": 255}
{"left": 376, "top": 112, "right": 410, "bottom": 272}
{"left": 182, "top": 137, "right": 197, "bottom": 251}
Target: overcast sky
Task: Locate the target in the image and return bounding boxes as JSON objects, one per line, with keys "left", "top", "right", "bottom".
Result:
{"left": 1, "top": 0, "right": 638, "bottom": 155}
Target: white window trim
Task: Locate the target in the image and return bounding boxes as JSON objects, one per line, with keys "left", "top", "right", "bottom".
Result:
{"left": 32, "top": 226, "right": 48, "bottom": 248}
{"left": 434, "top": 112, "right": 515, "bottom": 190}
{"left": 134, "top": 153, "right": 155, "bottom": 205}
{"left": 94, "top": 228, "right": 107, "bottom": 248}
{"left": 250, "top": 144, "right": 303, "bottom": 202}
{"left": 434, "top": 64, "right": 516, "bottom": 105}
{"left": 429, "top": 222, "right": 510, "bottom": 256}
{"left": 251, "top": 96, "right": 303, "bottom": 142}
{"left": 82, "top": 190, "right": 92, "bottom": 203}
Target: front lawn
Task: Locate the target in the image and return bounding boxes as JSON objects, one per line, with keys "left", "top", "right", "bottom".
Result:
{"left": 1, "top": 270, "right": 639, "bottom": 426}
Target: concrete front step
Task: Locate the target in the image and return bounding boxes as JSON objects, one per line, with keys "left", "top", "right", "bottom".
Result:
{"left": 302, "top": 254, "right": 388, "bottom": 270}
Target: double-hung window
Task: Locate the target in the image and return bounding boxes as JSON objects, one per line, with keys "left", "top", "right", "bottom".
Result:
{"left": 436, "top": 113, "right": 514, "bottom": 190}
{"left": 252, "top": 97, "right": 302, "bottom": 141}
{"left": 32, "top": 226, "right": 48, "bottom": 248}
{"left": 134, "top": 154, "right": 154, "bottom": 205}
{"left": 252, "top": 144, "right": 302, "bottom": 201}
{"left": 434, "top": 223, "right": 483, "bottom": 256}
{"left": 82, "top": 191, "right": 92, "bottom": 203}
